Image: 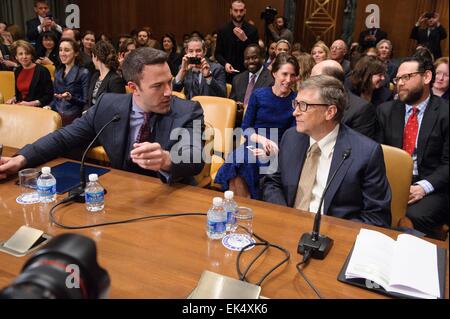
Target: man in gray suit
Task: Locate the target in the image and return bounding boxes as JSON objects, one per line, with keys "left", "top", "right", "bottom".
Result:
{"left": 0, "top": 48, "right": 205, "bottom": 185}
{"left": 311, "top": 60, "right": 377, "bottom": 140}
{"left": 173, "top": 36, "right": 226, "bottom": 99}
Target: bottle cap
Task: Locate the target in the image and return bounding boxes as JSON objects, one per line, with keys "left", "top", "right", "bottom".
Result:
{"left": 224, "top": 191, "right": 234, "bottom": 200}
{"left": 213, "top": 197, "right": 223, "bottom": 206}
{"left": 89, "top": 174, "right": 98, "bottom": 182}
{"left": 41, "top": 167, "right": 51, "bottom": 174}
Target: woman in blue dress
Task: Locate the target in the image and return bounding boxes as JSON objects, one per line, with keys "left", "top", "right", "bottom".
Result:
{"left": 215, "top": 53, "right": 299, "bottom": 199}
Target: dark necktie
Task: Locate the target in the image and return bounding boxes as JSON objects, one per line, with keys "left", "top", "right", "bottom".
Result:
{"left": 402, "top": 107, "right": 419, "bottom": 156}
{"left": 136, "top": 112, "right": 152, "bottom": 144}
{"left": 244, "top": 73, "right": 257, "bottom": 107}
{"left": 191, "top": 71, "right": 201, "bottom": 98}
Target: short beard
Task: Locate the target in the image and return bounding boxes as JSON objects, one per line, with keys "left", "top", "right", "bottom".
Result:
{"left": 232, "top": 15, "right": 245, "bottom": 24}
{"left": 399, "top": 85, "right": 424, "bottom": 105}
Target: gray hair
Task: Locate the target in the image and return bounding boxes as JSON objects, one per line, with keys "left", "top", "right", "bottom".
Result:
{"left": 376, "top": 39, "right": 392, "bottom": 51}
{"left": 122, "top": 47, "right": 168, "bottom": 86}
{"left": 299, "top": 75, "right": 347, "bottom": 123}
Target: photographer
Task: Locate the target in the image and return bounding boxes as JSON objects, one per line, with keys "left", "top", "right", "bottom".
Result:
{"left": 410, "top": 11, "right": 447, "bottom": 59}
{"left": 26, "top": 1, "right": 62, "bottom": 49}
{"left": 173, "top": 36, "right": 226, "bottom": 99}
{"left": 268, "top": 15, "right": 293, "bottom": 45}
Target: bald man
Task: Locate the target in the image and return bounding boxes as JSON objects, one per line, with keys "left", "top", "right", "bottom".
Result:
{"left": 330, "top": 39, "right": 351, "bottom": 76}
{"left": 311, "top": 60, "right": 377, "bottom": 139}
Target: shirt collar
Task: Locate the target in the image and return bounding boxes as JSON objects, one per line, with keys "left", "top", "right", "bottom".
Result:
{"left": 249, "top": 66, "right": 264, "bottom": 79}
{"left": 309, "top": 124, "right": 340, "bottom": 159}
{"left": 131, "top": 97, "right": 147, "bottom": 116}
{"left": 405, "top": 95, "right": 430, "bottom": 115}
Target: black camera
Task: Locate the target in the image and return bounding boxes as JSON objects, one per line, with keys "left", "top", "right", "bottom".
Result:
{"left": 188, "top": 57, "right": 202, "bottom": 65}
{"left": 260, "top": 6, "right": 278, "bottom": 24}
{"left": 0, "top": 233, "right": 110, "bottom": 299}
{"left": 424, "top": 12, "right": 435, "bottom": 19}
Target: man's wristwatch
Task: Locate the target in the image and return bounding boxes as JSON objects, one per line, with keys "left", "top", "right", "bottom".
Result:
{"left": 204, "top": 71, "right": 213, "bottom": 79}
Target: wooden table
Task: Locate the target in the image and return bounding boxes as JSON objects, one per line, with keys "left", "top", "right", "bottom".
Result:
{"left": 0, "top": 147, "right": 448, "bottom": 299}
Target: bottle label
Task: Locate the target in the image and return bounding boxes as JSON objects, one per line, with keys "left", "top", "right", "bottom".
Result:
{"left": 37, "top": 184, "right": 56, "bottom": 197}
{"left": 207, "top": 220, "right": 226, "bottom": 233}
{"left": 226, "top": 210, "right": 237, "bottom": 225}
{"left": 85, "top": 191, "right": 104, "bottom": 204}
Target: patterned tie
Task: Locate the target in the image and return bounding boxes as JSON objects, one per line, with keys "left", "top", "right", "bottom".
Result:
{"left": 294, "top": 143, "right": 322, "bottom": 211}
{"left": 135, "top": 112, "right": 152, "bottom": 144}
{"left": 402, "top": 107, "right": 419, "bottom": 156}
{"left": 191, "top": 71, "right": 201, "bottom": 99}
{"left": 243, "top": 73, "right": 257, "bottom": 107}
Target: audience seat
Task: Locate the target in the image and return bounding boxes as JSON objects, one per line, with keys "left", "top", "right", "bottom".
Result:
{"left": 193, "top": 121, "right": 214, "bottom": 187}
{"left": 191, "top": 96, "right": 236, "bottom": 187}
{"left": 0, "top": 104, "right": 62, "bottom": 148}
{"left": 86, "top": 146, "right": 110, "bottom": 165}
{"left": 43, "top": 64, "right": 56, "bottom": 81}
{"left": 125, "top": 85, "right": 133, "bottom": 94}
{"left": 172, "top": 91, "right": 186, "bottom": 99}
{"left": 381, "top": 144, "right": 413, "bottom": 228}
{"left": 0, "top": 92, "right": 3, "bottom": 104}
{"left": 226, "top": 83, "right": 232, "bottom": 98}
{"left": 0, "top": 71, "right": 15, "bottom": 102}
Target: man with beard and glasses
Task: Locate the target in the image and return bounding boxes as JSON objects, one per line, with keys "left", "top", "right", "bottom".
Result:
{"left": 377, "top": 55, "right": 449, "bottom": 239}
{"left": 215, "top": 0, "right": 259, "bottom": 83}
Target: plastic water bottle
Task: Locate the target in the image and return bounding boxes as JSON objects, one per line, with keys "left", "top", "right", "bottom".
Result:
{"left": 37, "top": 167, "right": 56, "bottom": 203}
{"left": 224, "top": 191, "right": 238, "bottom": 232}
{"left": 85, "top": 174, "right": 105, "bottom": 212}
{"left": 206, "top": 197, "right": 227, "bottom": 239}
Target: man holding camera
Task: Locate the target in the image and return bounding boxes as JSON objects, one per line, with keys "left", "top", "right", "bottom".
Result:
{"left": 410, "top": 12, "right": 447, "bottom": 59}
{"left": 268, "top": 16, "right": 293, "bottom": 45}
{"left": 173, "top": 36, "right": 226, "bottom": 100}
{"left": 215, "top": 1, "right": 259, "bottom": 83}
{"left": 26, "top": 0, "right": 62, "bottom": 48}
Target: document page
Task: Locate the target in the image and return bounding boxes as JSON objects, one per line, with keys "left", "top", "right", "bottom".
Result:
{"left": 345, "top": 229, "right": 396, "bottom": 290}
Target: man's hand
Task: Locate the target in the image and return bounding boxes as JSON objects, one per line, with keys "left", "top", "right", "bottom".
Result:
{"left": 233, "top": 27, "right": 248, "bottom": 42}
{"left": 408, "top": 185, "right": 426, "bottom": 205}
{"left": 225, "top": 63, "right": 238, "bottom": 74}
{"left": 0, "top": 155, "right": 27, "bottom": 180}
{"left": 200, "top": 58, "right": 211, "bottom": 78}
{"left": 130, "top": 142, "right": 172, "bottom": 172}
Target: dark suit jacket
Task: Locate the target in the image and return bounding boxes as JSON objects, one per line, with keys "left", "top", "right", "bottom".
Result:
{"left": 14, "top": 64, "right": 54, "bottom": 106}
{"left": 173, "top": 60, "right": 226, "bottom": 99}
{"left": 26, "top": 17, "right": 42, "bottom": 45}
{"left": 229, "top": 67, "right": 274, "bottom": 102}
{"left": 410, "top": 25, "right": 447, "bottom": 59}
{"left": 215, "top": 21, "right": 259, "bottom": 73}
{"left": 84, "top": 70, "right": 126, "bottom": 111}
{"left": 344, "top": 90, "right": 377, "bottom": 140}
{"left": 261, "top": 125, "right": 391, "bottom": 227}
{"left": 376, "top": 95, "right": 449, "bottom": 194}
{"left": 18, "top": 93, "right": 205, "bottom": 185}
{"left": 358, "top": 28, "right": 388, "bottom": 51}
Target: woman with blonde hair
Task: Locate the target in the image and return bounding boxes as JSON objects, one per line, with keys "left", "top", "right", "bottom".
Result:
{"left": 311, "top": 40, "right": 330, "bottom": 64}
{"left": 433, "top": 57, "right": 449, "bottom": 100}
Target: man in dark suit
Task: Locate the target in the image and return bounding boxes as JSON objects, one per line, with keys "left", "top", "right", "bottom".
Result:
{"left": 173, "top": 37, "right": 226, "bottom": 100}
{"left": 358, "top": 27, "right": 387, "bottom": 52}
{"left": 26, "top": 0, "right": 62, "bottom": 48}
{"left": 0, "top": 48, "right": 205, "bottom": 185}
{"left": 410, "top": 12, "right": 447, "bottom": 59}
{"left": 311, "top": 60, "right": 377, "bottom": 140}
{"left": 215, "top": 0, "right": 259, "bottom": 83}
{"left": 377, "top": 55, "right": 449, "bottom": 238}
{"left": 261, "top": 75, "right": 391, "bottom": 227}
{"left": 330, "top": 39, "right": 351, "bottom": 77}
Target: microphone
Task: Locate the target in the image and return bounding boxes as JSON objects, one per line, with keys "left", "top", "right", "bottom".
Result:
{"left": 68, "top": 115, "right": 121, "bottom": 203}
{"left": 298, "top": 148, "right": 351, "bottom": 260}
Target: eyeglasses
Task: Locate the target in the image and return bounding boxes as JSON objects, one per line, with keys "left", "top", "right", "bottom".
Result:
{"left": 292, "top": 100, "right": 330, "bottom": 112}
{"left": 392, "top": 72, "right": 424, "bottom": 85}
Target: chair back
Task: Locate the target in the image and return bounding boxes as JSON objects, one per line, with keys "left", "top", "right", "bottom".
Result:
{"left": 226, "top": 83, "right": 232, "bottom": 98}
{"left": 381, "top": 144, "right": 413, "bottom": 228}
{"left": 192, "top": 96, "right": 236, "bottom": 157}
{"left": 172, "top": 91, "right": 186, "bottom": 99}
{"left": 0, "top": 71, "right": 15, "bottom": 102}
{"left": 0, "top": 104, "right": 62, "bottom": 148}
{"left": 193, "top": 121, "right": 214, "bottom": 187}
{"left": 43, "top": 64, "right": 56, "bottom": 81}
{"left": 125, "top": 85, "right": 133, "bottom": 94}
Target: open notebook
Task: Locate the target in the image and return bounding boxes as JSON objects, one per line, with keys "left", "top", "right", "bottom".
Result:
{"left": 338, "top": 229, "right": 447, "bottom": 299}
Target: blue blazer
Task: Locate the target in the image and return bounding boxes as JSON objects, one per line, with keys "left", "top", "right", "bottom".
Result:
{"left": 18, "top": 93, "right": 205, "bottom": 185}
{"left": 261, "top": 125, "right": 391, "bottom": 227}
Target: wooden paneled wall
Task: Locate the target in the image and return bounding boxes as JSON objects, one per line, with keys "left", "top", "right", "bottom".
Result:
{"left": 77, "top": 0, "right": 284, "bottom": 44}
{"left": 352, "top": 0, "right": 449, "bottom": 58}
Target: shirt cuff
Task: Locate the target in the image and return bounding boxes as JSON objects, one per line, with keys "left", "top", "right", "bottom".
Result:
{"left": 158, "top": 170, "right": 172, "bottom": 184}
{"left": 37, "top": 25, "right": 43, "bottom": 33}
{"left": 55, "top": 24, "right": 63, "bottom": 33}
{"left": 415, "top": 180, "right": 434, "bottom": 195}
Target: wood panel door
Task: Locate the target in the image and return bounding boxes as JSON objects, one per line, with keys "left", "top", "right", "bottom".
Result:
{"left": 296, "top": 0, "right": 345, "bottom": 51}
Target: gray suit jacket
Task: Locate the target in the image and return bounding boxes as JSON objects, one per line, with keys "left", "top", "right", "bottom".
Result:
{"left": 229, "top": 67, "right": 274, "bottom": 103}
{"left": 18, "top": 93, "right": 205, "bottom": 185}
{"left": 173, "top": 60, "right": 226, "bottom": 99}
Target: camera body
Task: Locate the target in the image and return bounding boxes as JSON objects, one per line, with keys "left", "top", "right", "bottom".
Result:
{"left": 260, "top": 6, "right": 278, "bottom": 25}
{"left": 188, "top": 57, "right": 202, "bottom": 65}
{"left": 424, "top": 12, "right": 435, "bottom": 19}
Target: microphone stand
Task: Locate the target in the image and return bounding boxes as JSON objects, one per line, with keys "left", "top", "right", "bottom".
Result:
{"left": 298, "top": 149, "right": 351, "bottom": 260}
{"left": 68, "top": 115, "right": 120, "bottom": 203}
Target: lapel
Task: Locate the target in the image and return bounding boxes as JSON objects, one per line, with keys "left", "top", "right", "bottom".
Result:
{"left": 107, "top": 95, "right": 132, "bottom": 168}
{"left": 391, "top": 100, "right": 406, "bottom": 148}
{"left": 287, "top": 133, "right": 309, "bottom": 206}
{"left": 97, "top": 71, "right": 112, "bottom": 96}
{"left": 323, "top": 126, "right": 353, "bottom": 214}
{"left": 27, "top": 65, "right": 40, "bottom": 99}
{"left": 417, "top": 96, "right": 438, "bottom": 166}
{"left": 154, "top": 98, "right": 176, "bottom": 148}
